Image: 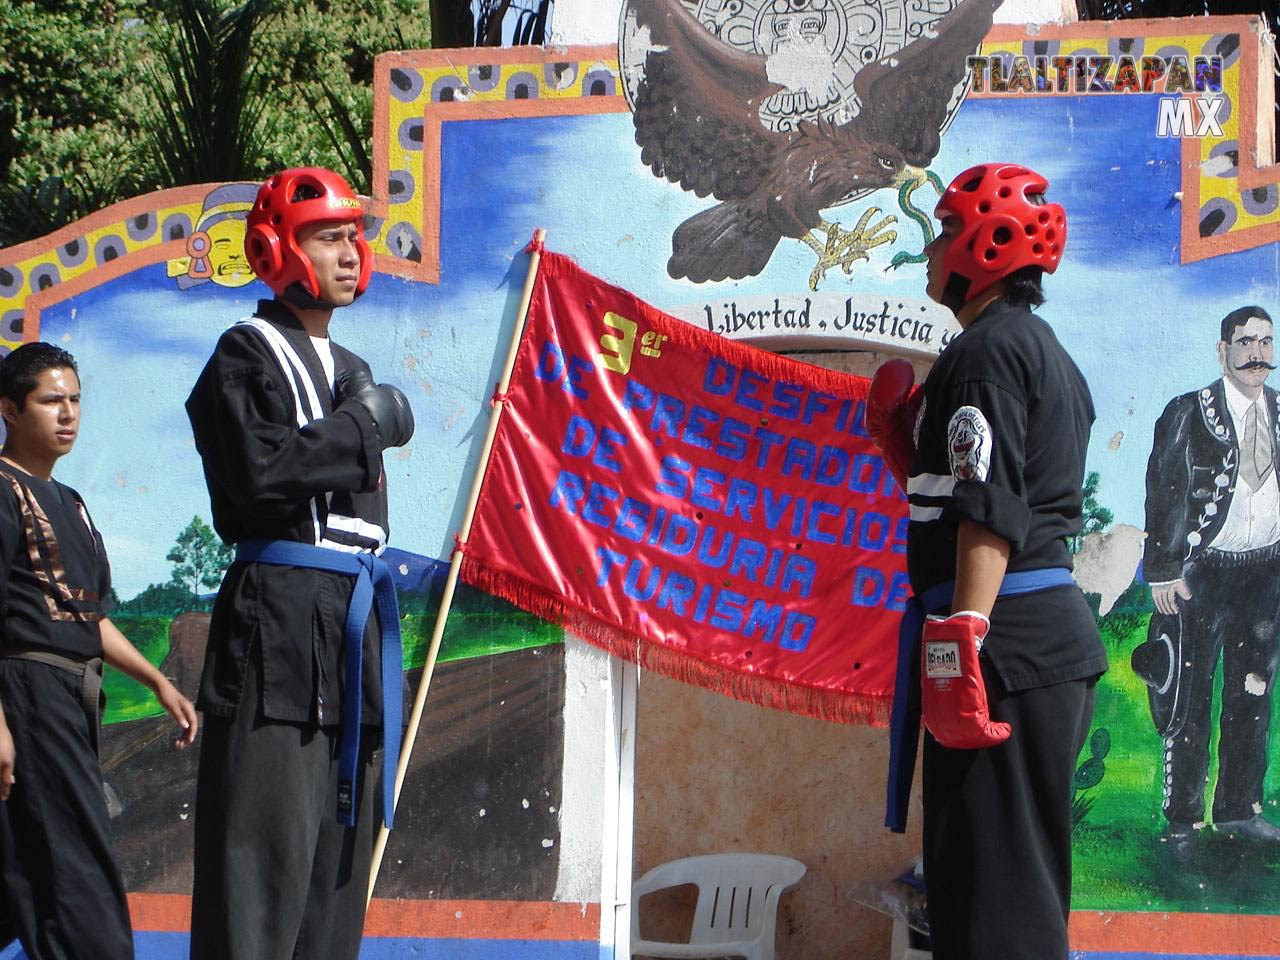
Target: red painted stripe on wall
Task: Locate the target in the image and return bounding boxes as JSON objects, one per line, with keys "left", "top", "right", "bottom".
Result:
{"left": 365, "top": 899, "right": 601, "bottom": 940}
{"left": 127, "top": 894, "right": 601, "bottom": 941}
{"left": 1070, "top": 912, "right": 1280, "bottom": 952}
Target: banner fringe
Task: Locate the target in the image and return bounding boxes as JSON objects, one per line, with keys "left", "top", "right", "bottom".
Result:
{"left": 461, "top": 558, "right": 892, "bottom": 728}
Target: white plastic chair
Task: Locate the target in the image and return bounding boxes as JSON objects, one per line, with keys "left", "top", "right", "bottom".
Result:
{"left": 889, "top": 918, "right": 932, "bottom": 960}
{"left": 631, "top": 853, "right": 806, "bottom": 960}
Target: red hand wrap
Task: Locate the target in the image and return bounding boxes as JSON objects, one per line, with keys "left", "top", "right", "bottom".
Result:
{"left": 920, "top": 612, "right": 1012, "bottom": 750}
{"left": 866, "top": 360, "right": 922, "bottom": 489}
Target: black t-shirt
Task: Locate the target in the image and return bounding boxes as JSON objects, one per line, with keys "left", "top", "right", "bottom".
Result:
{"left": 906, "top": 299, "right": 1107, "bottom": 690}
{"left": 0, "top": 462, "right": 112, "bottom": 659}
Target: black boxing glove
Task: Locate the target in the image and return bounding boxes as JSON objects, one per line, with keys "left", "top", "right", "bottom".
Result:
{"left": 335, "top": 368, "right": 415, "bottom": 449}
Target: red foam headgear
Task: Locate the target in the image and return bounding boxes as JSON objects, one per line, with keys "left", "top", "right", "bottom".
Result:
{"left": 244, "top": 167, "right": 372, "bottom": 302}
{"left": 934, "top": 163, "right": 1066, "bottom": 306}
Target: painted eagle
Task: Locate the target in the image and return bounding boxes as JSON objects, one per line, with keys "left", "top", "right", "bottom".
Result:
{"left": 628, "top": 0, "right": 1001, "bottom": 283}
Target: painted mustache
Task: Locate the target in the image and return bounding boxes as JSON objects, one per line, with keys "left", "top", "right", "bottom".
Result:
{"left": 1236, "top": 360, "right": 1278, "bottom": 371}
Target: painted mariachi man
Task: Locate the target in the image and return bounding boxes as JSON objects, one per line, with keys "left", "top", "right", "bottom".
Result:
{"left": 1142, "top": 305, "right": 1280, "bottom": 863}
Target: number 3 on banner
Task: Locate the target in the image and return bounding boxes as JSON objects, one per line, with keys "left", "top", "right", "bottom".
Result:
{"left": 599, "top": 311, "right": 637, "bottom": 374}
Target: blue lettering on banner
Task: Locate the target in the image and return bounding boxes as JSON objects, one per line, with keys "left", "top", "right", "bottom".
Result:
{"left": 806, "top": 501, "right": 840, "bottom": 545}
{"left": 595, "top": 546, "right": 626, "bottom": 586}
{"left": 657, "top": 572, "right": 697, "bottom": 615}
{"left": 814, "top": 446, "right": 849, "bottom": 487}
{"left": 736, "top": 368, "right": 767, "bottom": 411}
{"left": 656, "top": 455, "right": 691, "bottom": 498}
{"left": 562, "top": 417, "right": 629, "bottom": 471}
{"left": 624, "top": 559, "right": 660, "bottom": 601}
{"left": 550, "top": 469, "right": 586, "bottom": 514}
{"left": 691, "top": 467, "right": 725, "bottom": 512}
{"left": 852, "top": 566, "right": 886, "bottom": 607}
{"left": 683, "top": 405, "right": 719, "bottom": 450}
{"left": 651, "top": 394, "right": 686, "bottom": 438}
{"left": 623, "top": 378, "right": 655, "bottom": 412}
{"left": 711, "top": 590, "right": 747, "bottom": 631}
{"left": 781, "top": 438, "right": 816, "bottom": 480}
{"left": 848, "top": 453, "right": 883, "bottom": 494}
{"left": 583, "top": 481, "right": 619, "bottom": 528}
{"left": 703, "top": 357, "right": 735, "bottom": 396}
{"left": 659, "top": 513, "right": 698, "bottom": 556}
{"left": 892, "top": 517, "right": 909, "bottom": 554}
{"left": 768, "top": 381, "right": 803, "bottom": 420}
{"left": 724, "top": 478, "right": 757, "bottom": 521}
{"left": 715, "top": 417, "right": 751, "bottom": 461}
{"left": 534, "top": 340, "right": 565, "bottom": 382}
{"left": 550, "top": 351, "right": 911, "bottom": 656}
{"left": 780, "top": 611, "right": 816, "bottom": 651}
{"left": 562, "top": 415, "right": 595, "bottom": 458}
{"left": 744, "top": 601, "right": 783, "bottom": 644}
{"left": 615, "top": 497, "right": 649, "bottom": 542}
{"left": 594, "top": 427, "right": 627, "bottom": 473}
{"left": 885, "top": 572, "right": 910, "bottom": 612}
{"left": 801, "top": 390, "right": 836, "bottom": 426}
{"left": 850, "top": 566, "right": 910, "bottom": 611}
{"left": 754, "top": 429, "right": 784, "bottom": 468}
{"left": 858, "top": 512, "right": 891, "bottom": 552}
{"left": 564, "top": 353, "right": 592, "bottom": 400}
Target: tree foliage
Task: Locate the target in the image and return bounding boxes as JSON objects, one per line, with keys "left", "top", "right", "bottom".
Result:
{"left": 0, "top": 0, "right": 432, "bottom": 244}
{"left": 1069, "top": 471, "right": 1115, "bottom": 554}
{"left": 117, "top": 579, "right": 206, "bottom": 616}
{"left": 166, "top": 515, "right": 234, "bottom": 600}
{"left": 141, "top": 0, "right": 277, "bottom": 186}
{"left": 0, "top": 0, "right": 150, "bottom": 237}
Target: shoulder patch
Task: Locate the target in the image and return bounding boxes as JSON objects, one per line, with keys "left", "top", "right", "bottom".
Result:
{"left": 947, "top": 405, "right": 992, "bottom": 482}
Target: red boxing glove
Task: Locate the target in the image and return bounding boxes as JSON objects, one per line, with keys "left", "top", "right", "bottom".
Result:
{"left": 921, "top": 611, "right": 1012, "bottom": 750}
{"left": 866, "top": 359, "right": 923, "bottom": 488}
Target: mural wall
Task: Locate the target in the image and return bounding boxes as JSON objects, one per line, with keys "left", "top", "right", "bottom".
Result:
{"left": 6, "top": 1, "right": 1280, "bottom": 957}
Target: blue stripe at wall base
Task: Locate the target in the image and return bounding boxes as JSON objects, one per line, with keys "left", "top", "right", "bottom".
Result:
{"left": 0, "top": 935, "right": 607, "bottom": 960}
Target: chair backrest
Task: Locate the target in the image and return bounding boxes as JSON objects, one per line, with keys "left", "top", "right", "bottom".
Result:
{"left": 632, "top": 853, "right": 806, "bottom": 949}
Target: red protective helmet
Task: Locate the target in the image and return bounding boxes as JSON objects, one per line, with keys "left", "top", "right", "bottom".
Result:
{"left": 934, "top": 163, "right": 1066, "bottom": 306}
{"left": 244, "top": 167, "right": 372, "bottom": 302}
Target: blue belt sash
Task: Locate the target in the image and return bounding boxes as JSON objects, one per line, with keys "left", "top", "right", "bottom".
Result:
{"left": 236, "top": 539, "right": 403, "bottom": 829}
{"left": 885, "top": 566, "right": 1075, "bottom": 833}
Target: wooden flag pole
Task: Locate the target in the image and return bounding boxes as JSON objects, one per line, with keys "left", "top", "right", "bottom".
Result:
{"left": 367, "top": 229, "right": 548, "bottom": 904}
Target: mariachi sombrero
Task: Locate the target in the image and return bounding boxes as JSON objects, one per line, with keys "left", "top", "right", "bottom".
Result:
{"left": 1131, "top": 611, "right": 1190, "bottom": 739}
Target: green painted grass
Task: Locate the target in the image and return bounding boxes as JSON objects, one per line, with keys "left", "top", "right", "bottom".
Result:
{"left": 102, "top": 602, "right": 564, "bottom": 726}
{"left": 1071, "top": 611, "right": 1280, "bottom": 914}
{"left": 102, "top": 616, "right": 172, "bottom": 725}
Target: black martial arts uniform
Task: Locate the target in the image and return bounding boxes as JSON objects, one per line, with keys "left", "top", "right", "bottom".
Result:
{"left": 186, "top": 299, "right": 389, "bottom": 960}
{"left": 0, "top": 461, "right": 132, "bottom": 960}
{"left": 905, "top": 298, "right": 1108, "bottom": 960}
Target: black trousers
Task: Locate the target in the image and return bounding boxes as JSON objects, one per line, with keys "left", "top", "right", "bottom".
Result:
{"left": 190, "top": 645, "right": 378, "bottom": 960}
{"left": 1164, "top": 551, "right": 1280, "bottom": 824}
{"left": 0, "top": 659, "right": 133, "bottom": 960}
{"left": 922, "top": 668, "right": 1096, "bottom": 960}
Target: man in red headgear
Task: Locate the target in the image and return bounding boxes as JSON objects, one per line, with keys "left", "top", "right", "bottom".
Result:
{"left": 867, "top": 163, "right": 1107, "bottom": 960}
{"left": 185, "top": 168, "right": 414, "bottom": 959}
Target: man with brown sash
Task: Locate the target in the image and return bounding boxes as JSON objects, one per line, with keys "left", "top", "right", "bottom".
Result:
{"left": 0, "top": 342, "right": 198, "bottom": 960}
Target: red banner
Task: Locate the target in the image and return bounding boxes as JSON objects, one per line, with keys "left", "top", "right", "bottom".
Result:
{"left": 461, "top": 251, "right": 909, "bottom": 725}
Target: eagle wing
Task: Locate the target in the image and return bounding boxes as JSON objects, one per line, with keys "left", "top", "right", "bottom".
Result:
{"left": 629, "top": 0, "right": 791, "bottom": 202}
{"left": 847, "top": 0, "right": 1001, "bottom": 167}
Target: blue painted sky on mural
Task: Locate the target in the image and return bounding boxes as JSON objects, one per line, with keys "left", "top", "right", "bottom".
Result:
{"left": 41, "top": 89, "right": 1277, "bottom": 595}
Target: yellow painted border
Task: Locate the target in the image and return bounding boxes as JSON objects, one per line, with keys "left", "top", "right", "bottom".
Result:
{"left": 2, "top": 15, "right": 1276, "bottom": 346}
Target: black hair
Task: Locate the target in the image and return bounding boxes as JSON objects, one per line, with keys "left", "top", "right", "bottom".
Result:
{"left": 1220, "top": 305, "right": 1273, "bottom": 343}
{"left": 1001, "top": 266, "right": 1046, "bottom": 309}
{"left": 0, "top": 342, "right": 79, "bottom": 410}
